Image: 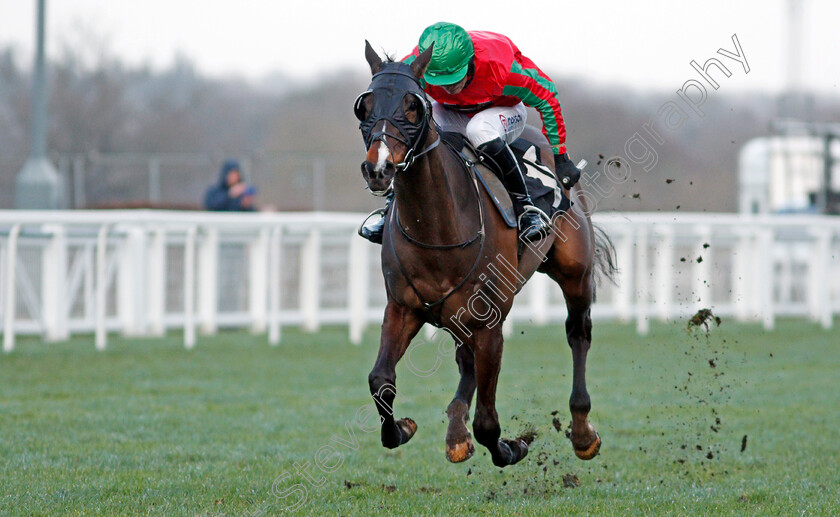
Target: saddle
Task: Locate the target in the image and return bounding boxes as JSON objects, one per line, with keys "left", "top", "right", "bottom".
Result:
{"left": 440, "top": 132, "right": 571, "bottom": 229}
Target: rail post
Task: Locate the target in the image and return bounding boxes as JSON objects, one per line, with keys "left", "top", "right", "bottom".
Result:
{"left": 268, "top": 225, "right": 283, "bottom": 345}
{"left": 147, "top": 227, "right": 166, "bottom": 336}
{"left": 3, "top": 225, "right": 21, "bottom": 353}
{"left": 692, "top": 225, "right": 713, "bottom": 311}
{"left": 635, "top": 223, "right": 649, "bottom": 335}
{"left": 197, "top": 227, "right": 218, "bottom": 335}
{"left": 300, "top": 227, "right": 321, "bottom": 332}
{"left": 184, "top": 226, "right": 197, "bottom": 349}
{"left": 249, "top": 227, "right": 270, "bottom": 334}
{"left": 653, "top": 224, "right": 674, "bottom": 321}
{"left": 348, "top": 232, "right": 370, "bottom": 345}
{"left": 809, "top": 227, "right": 833, "bottom": 329}
{"left": 528, "top": 274, "right": 549, "bottom": 326}
{"left": 758, "top": 227, "right": 775, "bottom": 330}
{"left": 118, "top": 224, "right": 148, "bottom": 336}
{"left": 614, "top": 226, "right": 634, "bottom": 322}
{"left": 95, "top": 224, "right": 109, "bottom": 350}
{"left": 732, "top": 227, "right": 753, "bottom": 322}
{"left": 41, "top": 224, "right": 68, "bottom": 341}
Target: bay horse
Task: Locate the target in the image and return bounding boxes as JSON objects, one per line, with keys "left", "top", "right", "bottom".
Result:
{"left": 355, "top": 41, "right": 617, "bottom": 467}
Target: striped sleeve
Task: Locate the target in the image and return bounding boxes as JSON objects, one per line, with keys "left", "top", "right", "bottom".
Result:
{"left": 502, "top": 59, "right": 567, "bottom": 155}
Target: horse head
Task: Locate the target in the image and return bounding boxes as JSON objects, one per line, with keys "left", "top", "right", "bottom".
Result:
{"left": 354, "top": 41, "right": 435, "bottom": 195}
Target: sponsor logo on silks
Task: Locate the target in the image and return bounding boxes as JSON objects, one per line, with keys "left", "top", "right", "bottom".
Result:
{"left": 499, "top": 113, "right": 523, "bottom": 134}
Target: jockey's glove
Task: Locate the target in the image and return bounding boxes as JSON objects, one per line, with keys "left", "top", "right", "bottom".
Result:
{"left": 555, "top": 153, "right": 581, "bottom": 189}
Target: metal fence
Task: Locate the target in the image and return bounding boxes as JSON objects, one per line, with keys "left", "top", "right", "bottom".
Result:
{"left": 53, "top": 152, "right": 365, "bottom": 212}
{"left": 1, "top": 210, "right": 838, "bottom": 352}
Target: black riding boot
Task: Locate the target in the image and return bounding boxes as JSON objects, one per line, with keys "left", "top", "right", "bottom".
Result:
{"left": 478, "top": 138, "right": 550, "bottom": 242}
{"left": 358, "top": 191, "right": 394, "bottom": 244}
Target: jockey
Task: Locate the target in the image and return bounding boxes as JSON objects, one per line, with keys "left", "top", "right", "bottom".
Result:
{"left": 360, "top": 21, "right": 581, "bottom": 244}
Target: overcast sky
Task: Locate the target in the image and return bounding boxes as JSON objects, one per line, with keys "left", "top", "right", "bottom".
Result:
{"left": 1, "top": 0, "right": 837, "bottom": 94}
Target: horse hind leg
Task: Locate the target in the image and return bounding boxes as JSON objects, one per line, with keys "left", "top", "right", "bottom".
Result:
{"left": 368, "top": 303, "right": 425, "bottom": 449}
{"left": 565, "top": 297, "right": 601, "bottom": 459}
{"left": 543, "top": 227, "right": 602, "bottom": 460}
{"left": 445, "top": 343, "right": 476, "bottom": 463}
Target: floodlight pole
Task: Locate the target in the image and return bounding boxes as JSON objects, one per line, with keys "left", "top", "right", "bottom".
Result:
{"left": 30, "top": 0, "right": 48, "bottom": 159}
{"left": 14, "top": 0, "right": 63, "bottom": 209}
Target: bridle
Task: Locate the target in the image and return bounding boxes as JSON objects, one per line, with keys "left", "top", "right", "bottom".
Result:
{"left": 354, "top": 62, "right": 441, "bottom": 173}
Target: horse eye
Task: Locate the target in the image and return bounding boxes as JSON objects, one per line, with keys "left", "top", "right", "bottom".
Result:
{"left": 404, "top": 99, "right": 421, "bottom": 119}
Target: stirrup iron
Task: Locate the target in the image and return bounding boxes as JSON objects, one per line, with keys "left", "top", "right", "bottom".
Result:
{"left": 518, "top": 204, "right": 550, "bottom": 226}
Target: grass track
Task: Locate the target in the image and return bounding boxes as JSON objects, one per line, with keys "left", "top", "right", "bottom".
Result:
{"left": 1, "top": 319, "right": 839, "bottom": 516}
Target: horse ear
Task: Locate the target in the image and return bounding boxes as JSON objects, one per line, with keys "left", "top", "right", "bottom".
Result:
{"left": 364, "top": 40, "right": 384, "bottom": 75}
{"left": 410, "top": 42, "right": 434, "bottom": 79}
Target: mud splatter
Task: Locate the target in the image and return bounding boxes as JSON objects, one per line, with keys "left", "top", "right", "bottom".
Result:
{"left": 562, "top": 473, "right": 580, "bottom": 488}
{"left": 687, "top": 309, "right": 721, "bottom": 333}
{"left": 520, "top": 429, "right": 538, "bottom": 445}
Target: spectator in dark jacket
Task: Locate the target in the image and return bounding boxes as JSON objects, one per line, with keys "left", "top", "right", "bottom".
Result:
{"left": 204, "top": 159, "right": 256, "bottom": 211}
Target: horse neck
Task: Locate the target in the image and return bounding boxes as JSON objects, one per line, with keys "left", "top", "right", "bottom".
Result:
{"left": 393, "top": 134, "right": 477, "bottom": 244}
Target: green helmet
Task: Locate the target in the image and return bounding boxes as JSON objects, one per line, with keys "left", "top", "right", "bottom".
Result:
{"left": 418, "top": 22, "right": 474, "bottom": 86}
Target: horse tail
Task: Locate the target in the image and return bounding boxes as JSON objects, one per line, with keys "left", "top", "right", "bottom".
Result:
{"left": 592, "top": 224, "right": 619, "bottom": 298}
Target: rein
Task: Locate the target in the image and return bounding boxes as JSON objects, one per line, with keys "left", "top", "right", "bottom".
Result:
{"left": 386, "top": 138, "right": 487, "bottom": 326}
{"left": 396, "top": 134, "right": 440, "bottom": 171}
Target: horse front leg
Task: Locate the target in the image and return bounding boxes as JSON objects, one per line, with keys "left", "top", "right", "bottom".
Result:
{"left": 445, "top": 343, "right": 476, "bottom": 463}
{"left": 369, "top": 302, "right": 425, "bottom": 449}
{"left": 470, "top": 326, "right": 531, "bottom": 467}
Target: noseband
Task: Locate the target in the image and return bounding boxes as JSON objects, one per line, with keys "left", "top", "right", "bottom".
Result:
{"left": 354, "top": 62, "right": 440, "bottom": 171}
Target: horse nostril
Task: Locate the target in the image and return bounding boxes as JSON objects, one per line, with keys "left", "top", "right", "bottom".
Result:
{"left": 362, "top": 161, "right": 375, "bottom": 178}
{"left": 362, "top": 160, "right": 395, "bottom": 182}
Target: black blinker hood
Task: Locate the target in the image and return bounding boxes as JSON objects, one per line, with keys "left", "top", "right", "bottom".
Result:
{"left": 355, "top": 62, "right": 431, "bottom": 153}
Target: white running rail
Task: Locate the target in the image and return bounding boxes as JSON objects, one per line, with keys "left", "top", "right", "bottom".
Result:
{"left": 0, "top": 210, "right": 838, "bottom": 351}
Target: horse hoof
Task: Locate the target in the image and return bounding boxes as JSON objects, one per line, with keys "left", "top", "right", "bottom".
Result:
{"left": 396, "top": 418, "right": 418, "bottom": 444}
{"left": 573, "top": 432, "right": 601, "bottom": 460}
{"left": 445, "top": 438, "right": 475, "bottom": 463}
{"left": 494, "top": 438, "right": 529, "bottom": 467}
{"left": 445, "top": 400, "right": 473, "bottom": 463}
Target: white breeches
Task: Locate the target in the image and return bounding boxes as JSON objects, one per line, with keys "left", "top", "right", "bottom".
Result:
{"left": 431, "top": 101, "right": 528, "bottom": 147}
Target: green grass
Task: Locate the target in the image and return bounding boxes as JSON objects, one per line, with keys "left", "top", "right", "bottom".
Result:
{"left": 1, "top": 319, "right": 839, "bottom": 516}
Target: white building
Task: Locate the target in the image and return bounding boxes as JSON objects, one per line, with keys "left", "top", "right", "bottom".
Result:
{"left": 739, "top": 135, "right": 840, "bottom": 214}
